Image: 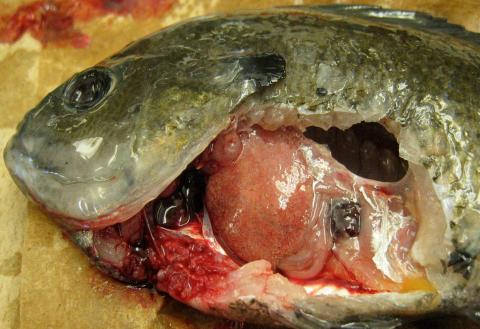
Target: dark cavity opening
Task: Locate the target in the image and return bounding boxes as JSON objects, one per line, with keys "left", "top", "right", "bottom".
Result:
{"left": 304, "top": 122, "right": 408, "bottom": 182}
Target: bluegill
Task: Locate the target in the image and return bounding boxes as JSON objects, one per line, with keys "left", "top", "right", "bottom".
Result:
{"left": 4, "top": 5, "right": 480, "bottom": 328}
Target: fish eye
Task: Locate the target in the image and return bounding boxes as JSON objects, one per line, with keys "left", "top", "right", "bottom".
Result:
{"left": 63, "top": 68, "right": 112, "bottom": 110}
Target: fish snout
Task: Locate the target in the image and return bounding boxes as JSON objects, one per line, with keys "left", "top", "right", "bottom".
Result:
{"left": 3, "top": 129, "right": 136, "bottom": 228}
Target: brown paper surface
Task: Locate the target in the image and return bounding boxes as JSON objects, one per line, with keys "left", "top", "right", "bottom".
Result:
{"left": 0, "top": 129, "right": 27, "bottom": 329}
{"left": 1, "top": 1, "right": 480, "bottom": 328}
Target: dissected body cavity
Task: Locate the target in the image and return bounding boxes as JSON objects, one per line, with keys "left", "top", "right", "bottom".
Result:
{"left": 204, "top": 126, "right": 424, "bottom": 289}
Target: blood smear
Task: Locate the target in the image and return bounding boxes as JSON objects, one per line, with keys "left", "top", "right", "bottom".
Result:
{"left": 0, "top": 0, "right": 176, "bottom": 48}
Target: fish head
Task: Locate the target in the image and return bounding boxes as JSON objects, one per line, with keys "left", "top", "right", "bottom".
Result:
{"left": 3, "top": 51, "right": 220, "bottom": 228}
{"left": 3, "top": 31, "right": 287, "bottom": 228}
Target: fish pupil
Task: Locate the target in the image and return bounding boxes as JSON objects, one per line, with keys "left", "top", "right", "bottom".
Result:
{"left": 64, "top": 68, "right": 111, "bottom": 110}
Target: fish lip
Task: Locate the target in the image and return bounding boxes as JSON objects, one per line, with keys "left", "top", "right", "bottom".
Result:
{"left": 4, "top": 135, "right": 188, "bottom": 231}
{"left": 43, "top": 203, "right": 137, "bottom": 230}
{"left": 4, "top": 139, "right": 141, "bottom": 229}
{"left": 29, "top": 166, "right": 117, "bottom": 185}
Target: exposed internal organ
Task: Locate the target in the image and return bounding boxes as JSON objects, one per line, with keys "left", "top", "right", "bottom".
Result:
{"left": 205, "top": 128, "right": 332, "bottom": 279}
{"left": 83, "top": 212, "right": 150, "bottom": 284}
{"left": 204, "top": 125, "right": 423, "bottom": 290}
{"left": 75, "top": 198, "right": 240, "bottom": 300}
{"left": 146, "top": 223, "right": 238, "bottom": 301}
{"left": 71, "top": 123, "right": 428, "bottom": 311}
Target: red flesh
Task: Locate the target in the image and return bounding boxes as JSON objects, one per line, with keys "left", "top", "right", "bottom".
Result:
{"left": 0, "top": 0, "right": 175, "bottom": 47}
{"left": 147, "top": 224, "right": 238, "bottom": 301}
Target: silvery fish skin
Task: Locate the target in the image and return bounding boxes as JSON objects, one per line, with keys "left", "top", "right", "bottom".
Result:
{"left": 4, "top": 4, "right": 480, "bottom": 328}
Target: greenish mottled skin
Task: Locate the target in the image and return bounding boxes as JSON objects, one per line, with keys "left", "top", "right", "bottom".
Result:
{"left": 4, "top": 5, "right": 480, "bottom": 327}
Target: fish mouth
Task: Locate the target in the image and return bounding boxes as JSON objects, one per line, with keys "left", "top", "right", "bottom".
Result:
{"left": 68, "top": 119, "right": 443, "bottom": 306}
{"left": 3, "top": 140, "right": 140, "bottom": 229}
